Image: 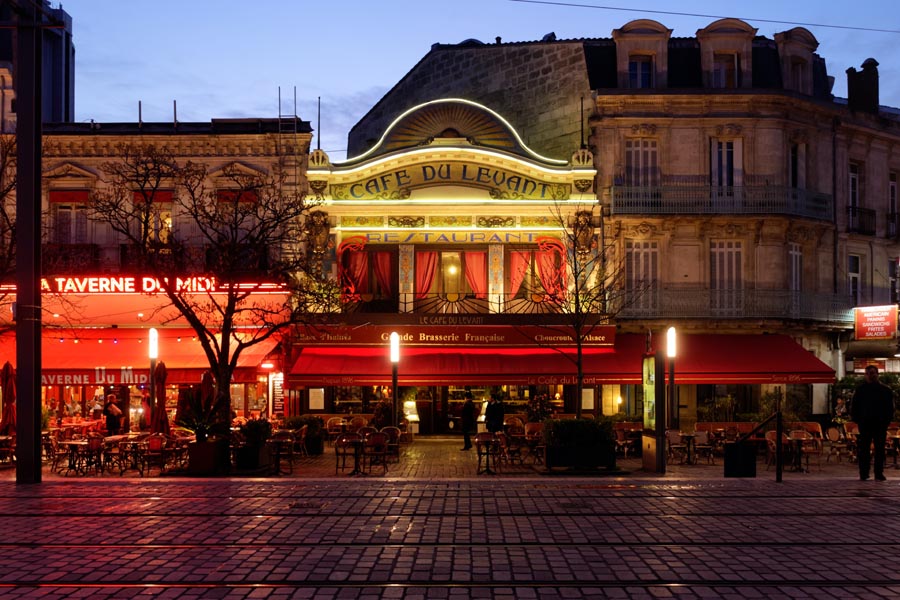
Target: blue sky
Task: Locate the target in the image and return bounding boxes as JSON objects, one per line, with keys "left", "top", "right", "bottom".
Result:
{"left": 62, "top": 0, "right": 900, "bottom": 161}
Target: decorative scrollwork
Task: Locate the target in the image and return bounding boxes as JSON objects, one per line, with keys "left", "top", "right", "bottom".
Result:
{"left": 309, "top": 180, "right": 327, "bottom": 200}
{"left": 476, "top": 216, "right": 516, "bottom": 228}
{"left": 630, "top": 124, "right": 657, "bottom": 136}
{"left": 571, "top": 148, "right": 593, "bottom": 167}
{"left": 388, "top": 216, "right": 425, "bottom": 228}
{"left": 715, "top": 123, "right": 743, "bottom": 137}
{"left": 574, "top": 179, "right": 593, "bottom": 193}
{"left": 308, "top": 148, "right": 330, "bottom": 168}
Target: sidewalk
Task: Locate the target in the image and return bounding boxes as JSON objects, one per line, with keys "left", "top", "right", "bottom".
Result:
{"left": 1, "top": 436, "right": 897, "bottom": 597}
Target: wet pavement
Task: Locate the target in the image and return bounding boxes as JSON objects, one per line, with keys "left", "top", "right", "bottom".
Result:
{"left": 0, "top": 436, "right": 897, "bottom": 598}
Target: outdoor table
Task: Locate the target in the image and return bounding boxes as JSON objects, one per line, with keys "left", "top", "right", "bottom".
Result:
{"left": 475, "top": 435, "right": 499, "bottom": 475}
{"left": 791, "top": 438, "right": 806, "bottom": 472}
{"left": 347, "top": 438, "right": 364, "bottom": 476}
{"left": 681, "top": 433, "right": 697, "bottom": 465}
{"left": 59, "top": 439, "right": 88, "bottom": 474}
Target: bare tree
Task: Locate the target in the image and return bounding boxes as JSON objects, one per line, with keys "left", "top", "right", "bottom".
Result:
{"left": 513, "top": 201, "right": 644, "bottom": 418}
{"left": 90, "top": 144, "right": 340, "bottom": 431}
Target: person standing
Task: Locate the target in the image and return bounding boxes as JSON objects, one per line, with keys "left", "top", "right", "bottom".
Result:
{"left": 485, "top": 393, "right": 505, "bottom": 434}
{"left": 103, "top": 394, "right": 123, "bottom": 436}
{"left": 460, "top": 391, "right": 477, "bottom": 450}
{"left": 851, "top": 365, "right": 895, "bottom": 481}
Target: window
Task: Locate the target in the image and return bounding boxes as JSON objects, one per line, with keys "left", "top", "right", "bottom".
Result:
{"left": 628, "top": 55, "right": 654, "bottom": 89}
{"left": 415, "top": 249, "right": 489, "bottom": 313}
{"left": 133, "top": 190, "right": 173, "bottom": 244}
{"left": 789, "top": 143, "right": 806, "bottom": 190}
{"left": 712, "top": 53, "right": 739, "bottom": 88}
{"left": 710, "top": 240, "right": 742, "bottom": 314}
{"left": 889, "top": 174, "right": 898, "bottom": 237}
{"left": 49, "top": 190, "right": 90, "bottom": 244}
{"left": 789, "top": 242, "right": 802, "bottom": 315}
{"left": 624, "top": 139, "right": 659, "bottom": 187}
{"left": 890, "top": 259, "right": 899, "bottom": 305}
{"left": 849, "top": 163, "right": 860, "bottom": 210}
{"left": 711, "top": 139, "right": 743, "bottom": 195}
{"left": 625, "top": 240, "right": 658, "bottom": 312}
{"left": 790, "top": 58, "right": 807, "bottom": 93}
{"left": 506, "top": 244, "right": 566, "bottom": 303}
{"left": 848, "top": 254, "right": 861, "bottom": 306}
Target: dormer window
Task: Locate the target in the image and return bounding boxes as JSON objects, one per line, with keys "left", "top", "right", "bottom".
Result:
{"left": 713, "top": 53, "right": 740, "bottom": 88}
{"left": 790, "top": 58, "right": 807, "bottom": 93}
{"left": 628, "top": 55, "right": 654, "bottom": 88}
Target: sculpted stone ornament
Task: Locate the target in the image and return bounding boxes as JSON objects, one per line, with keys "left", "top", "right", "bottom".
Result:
{"left": 476, "top": 216, "right": 516, "bottom": 228}
{"left": 573, "top": 211, "right": 596, "bottom": 257}
{"left": 388, "top": 216, "right": 425, "bottom": 228}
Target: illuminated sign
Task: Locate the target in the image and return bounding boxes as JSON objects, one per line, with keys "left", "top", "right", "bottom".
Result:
{"left": 853, "top": 305, "right": 898, "bottom": 340}
{"left": 331, "top": 161, "right": 570, "bottom": 201}
{"left": 20, "top": 276, "right": 285, "bottom": 295}
{"left": 359, "top": 231, "right": 559, "bottom": 244}
{"left": 295, "top": 325, "right": 615, "bottom": 347}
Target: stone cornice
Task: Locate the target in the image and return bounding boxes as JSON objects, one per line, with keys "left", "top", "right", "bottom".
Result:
{"left": 43, "top": 133, "right": 312, "bottom": 159}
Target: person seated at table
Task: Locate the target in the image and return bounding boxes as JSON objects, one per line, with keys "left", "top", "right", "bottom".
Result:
{"left": 103, "top": 394, "right": 123, "bottom": 436}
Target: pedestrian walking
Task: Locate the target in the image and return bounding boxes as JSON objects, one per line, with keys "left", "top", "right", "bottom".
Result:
{"left": 460, "top": 390, "right": 477, "bottom": 450}
{"left": 851, "top": 365, "right": 895, "bottom": 481}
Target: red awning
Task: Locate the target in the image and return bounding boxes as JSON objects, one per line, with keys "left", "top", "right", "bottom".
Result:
{"left": 0, "top": 329, "right": 279, "bottom": 385}
{"left": 645, "top": 333, "right": 835, "bottom": 384}
{"left": 287, "top": 332, "right": 834, "bottom": 386}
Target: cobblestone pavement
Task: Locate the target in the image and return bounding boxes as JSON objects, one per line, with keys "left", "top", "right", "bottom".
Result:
{"left": 0, "top": 436, "right": 898, "bottom": 598}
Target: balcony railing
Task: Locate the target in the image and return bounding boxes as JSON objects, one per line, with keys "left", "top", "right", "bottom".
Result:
{"left": 616, "top": 288, "right": 854, "bottom": 323}
{"left": 847, "top": 206, "right": 877, "bottom": 236}
{"left": 43, "top": 244, "right": 100, "bottom": 274}
{"left": 611, "top": 186, "right": 832, "bottom": 220}
{"left": 343, "top": 288, "right": 854, "bottom": 324}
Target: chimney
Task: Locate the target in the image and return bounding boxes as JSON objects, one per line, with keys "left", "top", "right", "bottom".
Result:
{"left": 846, "top": 58, "right": 879, "bottom": 114}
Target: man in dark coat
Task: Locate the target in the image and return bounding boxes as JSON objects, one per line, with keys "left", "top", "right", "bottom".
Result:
{"left": 851, "top": 365, "right": 895, "bottom": 481}
{"left": 460, "top": 391, "right": 477, "bottom": 450}
{"left": 485, "top": 394, "right": 505, "bottom": 434}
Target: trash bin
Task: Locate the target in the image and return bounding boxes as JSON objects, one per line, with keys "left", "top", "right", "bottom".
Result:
{"left": 723, "top": 441, "right": 756, "bottom": 478}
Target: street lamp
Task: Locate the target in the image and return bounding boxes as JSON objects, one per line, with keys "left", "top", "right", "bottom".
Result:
{"left": 390, "top": 332, "right": 400, "bottom": 427}
{"left": 666, "top": 326, "right": 677, "bottom": 430}
{"left": 148, "top": 328, "right": 158, "bottom": 432}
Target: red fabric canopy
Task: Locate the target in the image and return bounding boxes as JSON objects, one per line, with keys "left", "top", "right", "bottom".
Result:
{"left": 287, "top": 333, "right": 834, "bottom": 387}
{"left": 0, "top": 329, "right": 278, "bottom": 385}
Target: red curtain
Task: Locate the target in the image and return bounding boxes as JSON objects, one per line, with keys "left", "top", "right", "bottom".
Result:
{"left": 508, "top": 251, "right": 530, "bottom": 298}
{"left": 537, "top": 246, "right": 565, "bottom": 298}
{"left": 415, "top": 252, "right": 437, "bottom": 300}
{"left": 372, "top": 252, "right": 393, "bottom": 296}
{"left": 464, "top": 251, "right": 488, "bottom": 299}
{"left": 342, "top": 251, "right": 368, "bottom": 297}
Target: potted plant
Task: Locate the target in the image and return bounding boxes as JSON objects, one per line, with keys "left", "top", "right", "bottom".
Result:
{"left": 543, "top": 416, "right": 616, "bottom": 471}
{"left": 175, "top": 380, "right": 231, "bottom": 475}
{"left": 283, "top": 415, "right": 326, "bottom": 455}
{"left": 235, "top": 418, "right": 273, "bottom": 470}
{"left": 525, "top": 393, "right": 554, "bottom": 423}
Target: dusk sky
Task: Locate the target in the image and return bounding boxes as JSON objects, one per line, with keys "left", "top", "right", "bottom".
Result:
{"left": 62, "top": 0, "right": 900, "bottom": 161}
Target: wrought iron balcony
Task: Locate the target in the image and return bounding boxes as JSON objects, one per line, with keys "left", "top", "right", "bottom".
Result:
{"left": 847, "top": 206, "right": 876, "bottom": 235}
{"left": 616, "top": 288, "right": 854, "bottom": 323}
{"left": 43, "top": 243, "right": 100, "bottom": 274}
{"left": 611, "top": 186, "right": 832, "bottom": 220}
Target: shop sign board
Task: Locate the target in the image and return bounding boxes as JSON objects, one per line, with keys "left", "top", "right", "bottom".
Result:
{"left": 0, "top": 276, "right": 284, "bottom": 295}
{"left": 853, "top": 305, "right": 898, "bottom": 340}
{"left": 295, "top": 324, "right": 615, "bottom": 347}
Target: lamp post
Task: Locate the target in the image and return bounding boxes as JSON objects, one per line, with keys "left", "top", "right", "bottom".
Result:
{"left": 148, "top": 328, "right": 158, "bottom": 432}
{"left": 390, "top": 332, "right": 400, "bottom": 427}
{"left": 666, "top": 326, "right": 677, "bottom": 430}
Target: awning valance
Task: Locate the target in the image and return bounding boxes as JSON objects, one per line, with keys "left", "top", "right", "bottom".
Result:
{"left": 0, "top": 329, "right": 279, "bottom": 385}
{"left": 287, "top": 332, "right": 834, "bottom": 387}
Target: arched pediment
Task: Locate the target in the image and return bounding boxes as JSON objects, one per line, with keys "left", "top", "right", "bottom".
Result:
{"left": 43, "top": 161, "right": 98, "bottom": 180}
{"left": 775, "top": 27, "right": 819, "bottom": 51}
{"left": 209, "top": 161, "right": 267, "bottom": 179}
{"left": 616, "top": 19, "right": 671, "bottom": 36}
{"left": 697, "top": 18, "right": 758, "bottom": 37}
{"left": 342, "top": 98, "right": 566, "bottom": 167}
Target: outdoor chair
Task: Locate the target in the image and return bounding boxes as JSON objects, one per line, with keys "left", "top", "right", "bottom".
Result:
{"left": 524, "top": 422, "right": 545, "bottom": 464}
{"left": 293, "top": 425, "right": 309, "bottom": 457}
{"left": 825, "top": 426, "right": 849, "bottom": 463}
{"left": 140, "top": 434, "right": 168, "bottom": 476}
{"left": 692, "top": 430, "right": 715, "bottom": 464}
{"left": 361, "top": 431, "right": 389, "bottom": 475}
{"left": 101, "top": 439, "right": 126, "bottom": 475}
{"left": 380, "top": 426, "right": 401, "bottom": 462}
{"left": 46, "top": 435, "right": 69, "bottom": 473}
{"left": 326, "top": 417, "right": 345, "bottom": 442}
{"left": 347, "top": 416, "right": 367, "bottom": 433}
{"left": 357, "top": 426, "right": 376, "bottom": 439}
{"left": 495, "top": 432, "right": 523, "bottom": 466}
{"left": 615, "top": 429, "right": 636, "bottom": 459}
{"left": 475, "top": 432, "right": 501, "bottom": 474}
{"left": 665, "top": 430, "right": 686, "bottom": 464}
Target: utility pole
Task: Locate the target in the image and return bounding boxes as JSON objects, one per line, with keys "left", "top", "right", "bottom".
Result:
{"left": 14, "top": 0, "right": 47, "bottom": 483}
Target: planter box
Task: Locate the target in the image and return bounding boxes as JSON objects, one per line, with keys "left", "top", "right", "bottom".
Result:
{"left": 235, "top": 445, "right": 272, "bottom": 471}
{"left": 545, "top": 444, "right": 616, "bottom": 471}
{"left": 187, "top": 439, "right": 230, "bottom": 476}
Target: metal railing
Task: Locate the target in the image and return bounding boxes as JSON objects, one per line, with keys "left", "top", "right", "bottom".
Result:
{"left": 616, "top": 288, "right": 854, "bottom": 323}
{"left": 847, "top": 206, "right": 876, "bottom": 236}
{"left": 611, "top": 185, "right": 832, "bottom": 220}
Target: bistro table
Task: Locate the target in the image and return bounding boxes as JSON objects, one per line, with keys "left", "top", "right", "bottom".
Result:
{"left": 58, "top": 439, "right": 88, "bottom": 475}
{"left": 475, "top": 433, "right": 500, "bottom": 475}
{"left": 680, "top": 433, "right": 697, "bottom": 465}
